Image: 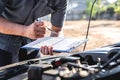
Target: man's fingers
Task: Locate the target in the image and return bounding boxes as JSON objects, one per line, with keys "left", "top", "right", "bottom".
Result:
{"left": 48, "top": 46, "right": 53, "bottom": 55}
{"left": 41, "top": 46, "right": 47, "bottom": 55}
{"left": 34, "top": 28, "right": 46, "bottom": 37}
{"left": 41, "top": 46, "right": 45, "bottom": 54}
{"left": 46, "top": 46, "right": 53, "bottom": 55}
{"left": 35, "top": 21, "right": 44, "bottom": 26}
{"left": 34, "top": 26, "right": 46, "bottom": 32}
{"left": 44, "top": 46, "right": 48, "bottom": 55}
{"left": 34, "top": 25, "right": 46, "bottom": 38}
{"left": 40, "top": 46, "right": 53, "bottom": 55}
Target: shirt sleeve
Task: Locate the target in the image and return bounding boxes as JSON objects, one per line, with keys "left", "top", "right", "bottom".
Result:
{"left": 51, "top": 0, "right": 67, "bottom": 28}
{"left": 0, "top": 0, "right": 6, "bottom": 15}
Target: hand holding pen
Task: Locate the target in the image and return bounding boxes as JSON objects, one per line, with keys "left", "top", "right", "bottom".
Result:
{"left": 23, "top": 18, "right": 46, "bottom": 39}
{"left": 35, "top": 18, "right": 58, "bottom": 34}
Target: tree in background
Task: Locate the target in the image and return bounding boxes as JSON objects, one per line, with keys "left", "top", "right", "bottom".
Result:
{"left": 86, "top": 0, "right": 120, "bottom": 20}
{"left": 86, "top": 0, "right": 106, "bottom": 20}
{"left": 114, "top": 0, "right": 120, "bottom": 20}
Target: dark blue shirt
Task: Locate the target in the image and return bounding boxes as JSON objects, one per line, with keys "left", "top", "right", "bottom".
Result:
{"left": 0, "top": 0, "right": 67, "bottom": 62}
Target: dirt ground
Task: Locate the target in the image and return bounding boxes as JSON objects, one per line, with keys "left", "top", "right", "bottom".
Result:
{"left": 63, "top": 20, "right": 120, "bottom": 52}
{"left": 45, "top": 20, "right": 120, "bottom": 52}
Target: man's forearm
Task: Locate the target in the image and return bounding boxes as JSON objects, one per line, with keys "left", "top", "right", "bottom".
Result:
{"left": 50, "top": 25, "right": 64, "bottom": 37}
{"left": 0, "top": 17, "right": 26, "bottom": 36}
{"left": 52, "top": 25, "right": 62, "bottom": 32}
{"left": 0, "top": 17, "right": 46, "bottom": 39}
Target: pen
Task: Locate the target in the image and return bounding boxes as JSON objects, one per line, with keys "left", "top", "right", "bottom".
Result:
{"left": 35, "top": 18, "right": 58, "bottom": 34}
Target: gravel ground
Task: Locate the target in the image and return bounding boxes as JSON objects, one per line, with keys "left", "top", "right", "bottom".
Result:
{"left": 63, "top": 20, "right": 120, "bottom": 51}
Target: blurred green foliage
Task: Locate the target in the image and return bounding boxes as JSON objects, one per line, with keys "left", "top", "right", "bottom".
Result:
{"left": 114, "top": 0, "right": 120, "bottom": 14}
{"left": 86, "top": 0, "right": 120, "bottom": 17}
{"left": 86, "top": 0, "right": 106, "bottom": 16}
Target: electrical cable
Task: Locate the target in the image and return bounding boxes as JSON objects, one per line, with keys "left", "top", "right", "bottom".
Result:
{"left": 83, "top": 0, "right": 97, "bottom": 51}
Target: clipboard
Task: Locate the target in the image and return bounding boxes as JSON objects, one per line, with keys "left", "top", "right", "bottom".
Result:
{"left": 22, "top": 37, "right": 88, "bottom": 52}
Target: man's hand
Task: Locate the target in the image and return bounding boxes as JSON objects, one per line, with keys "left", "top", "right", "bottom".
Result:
{"left": 24, "top": 21, "right": 46, "bottom": 39}
{"left": 40, "top": 46, "right": 53, "bottom": 55}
